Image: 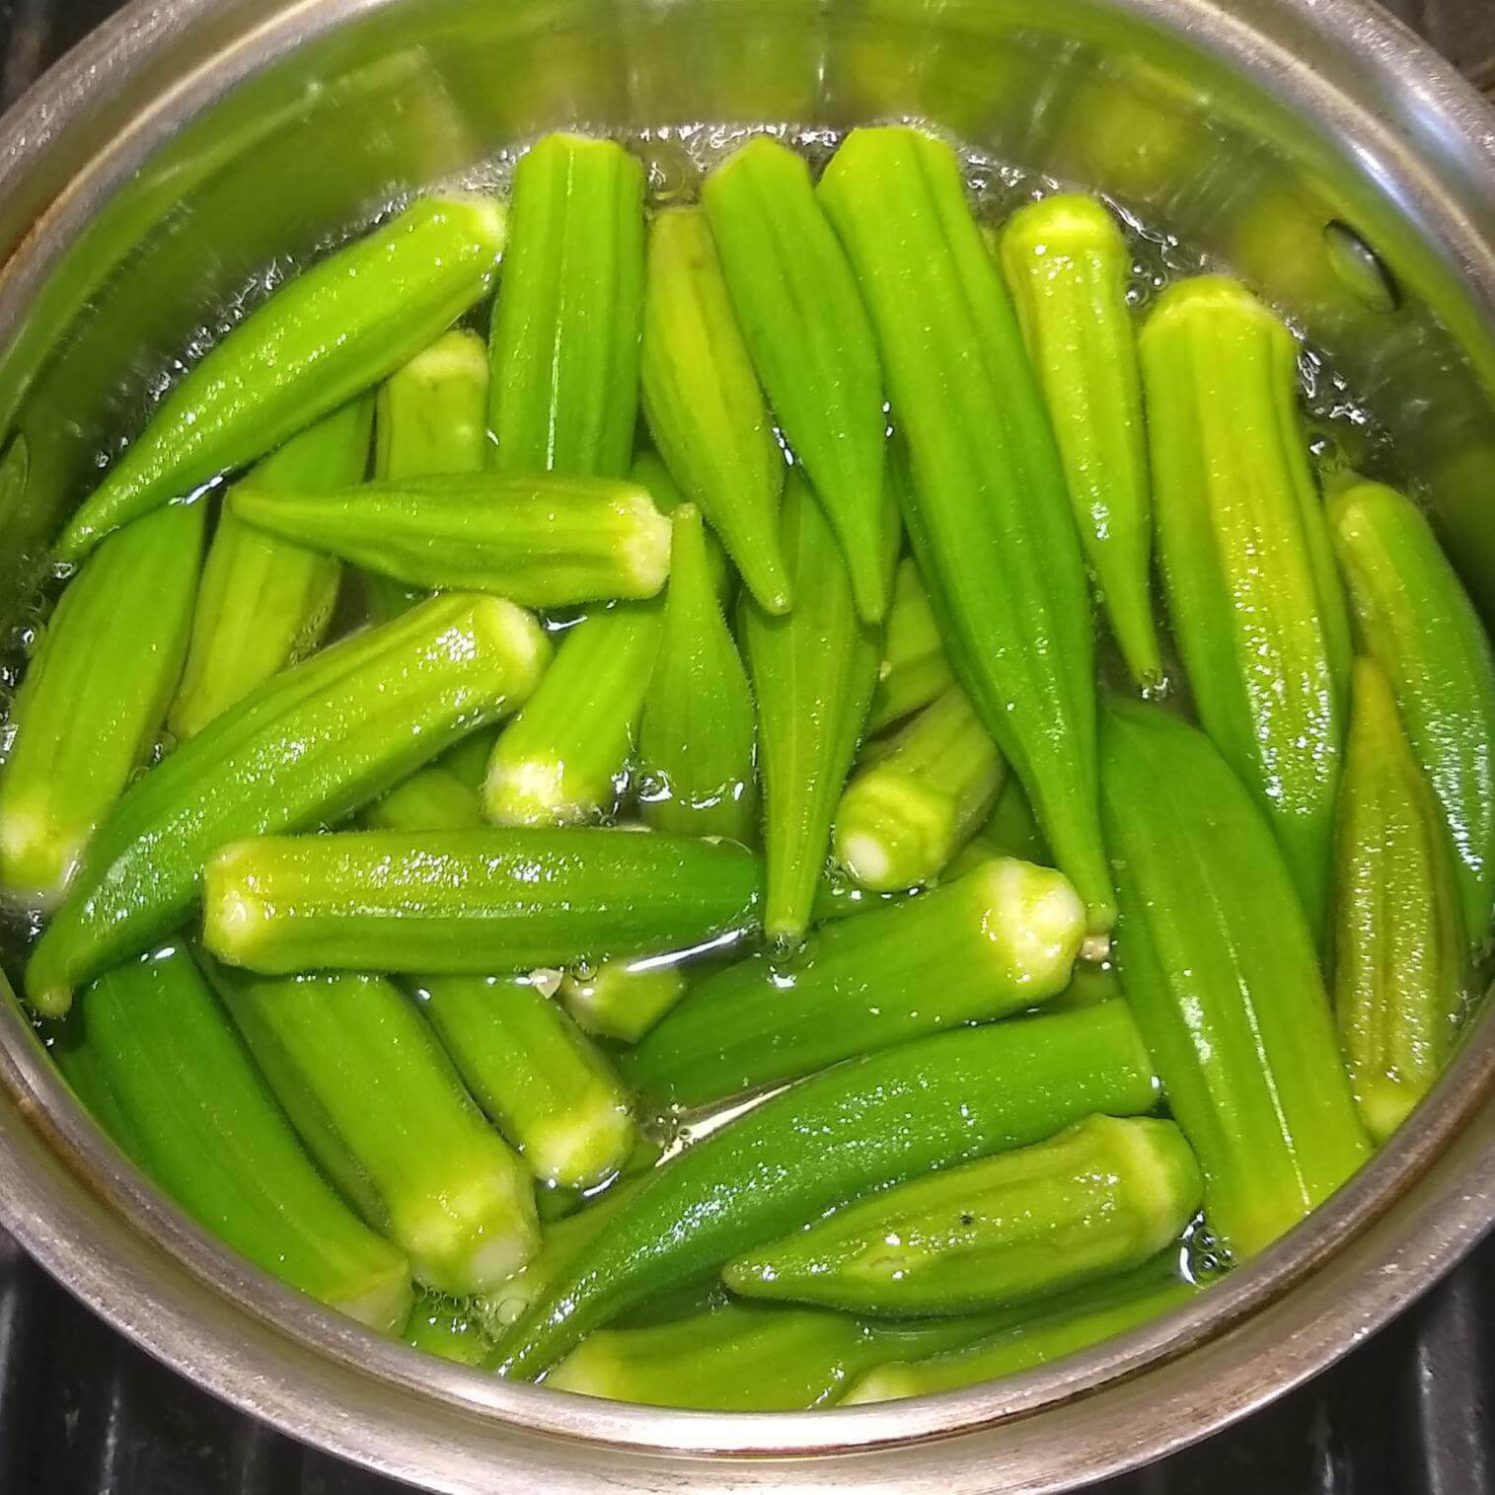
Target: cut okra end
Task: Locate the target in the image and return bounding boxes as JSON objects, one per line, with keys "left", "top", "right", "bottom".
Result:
{"left": 406, "top": 1161, "right": 542, "bottom": 1294}
{"left": 1002, "top": 193, "right": 1124, "bottom": 258}
{"left": 560, "top": 958, "right": 689, "bottom": 1043}
{"left": 467, "top": 596, "right": 555, "bottom": 699}
{"left": 833, "top": 772, "right": 955, "bottom": 892}
{"left": 483, "top": 755, "right": 616, "bottom": 828}
{"left": 525, "top": 1099, "right": 638, "bottom": 1193}
{"left": 0, "top": 806, "right": 84, "bottom": 911}
{"left": 975, "top": 857, "right": 1088, "bottom": 993}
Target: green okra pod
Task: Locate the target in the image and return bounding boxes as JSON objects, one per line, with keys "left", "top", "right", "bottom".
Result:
{"left": 367, "top": 328, "right": 491, "bottom": 620}
{"left": 489, "top": 133, "right": 645, "bottom": 478}
{"left": 376, "top": 329, "right": 491, "bottom": 482}
{"left": 725, "top": 1115, "right": 1202, "bottom": 1316}
{"left": 819, "top": 127, "right": 1113, "bottom": 932}
{"left": 702, "top": 136, "right": 891, "bottom": 622}
{"left": 413, "top": 973, "right": 637, "bottom": 1189}
{"left": 741, "top": 474, "right": 883, "bottom": 944}
{"left": 626, "top": 857, "right": 1085, "bottom": 1106}
{"left": 57, "top": 196, "right": 508, "bottom": 560}
{"left": 53, "top": 945, "right": 412, "bottom": 1331}
{"left": 637, "top": 504, "right": 758, "bottom": 842}
{"left": 404, "top": 1290, "right": 496, "bottom": 1367}
{"left": 947, "top": 778, "right": 1050, "bottom": 876}
{"left": 169, "top": 398, "right": 374, "bottom": 739}
{"left": 1334, "top": 658, "right": 1468, "bottom": 1141}
{"left": 26, "top": 593, "right": 550, "bottom": 1015}
{"left": 201, "top": 826, "right": 762, "bottom": 976}
{"left": 1141, "top": 276, "right": 1351, "bottom": 930}
{"left": 833, "top": 684, "right": 1005, "bottom": 891}
{"left": 1101, "top": 700, "right": 1370, "bottom": 1257}
{"left": 364, "top": 764, "right": 483, "bottom": 833}
{"left": 0, "top": 501, "right": 203, "bottom": 905}
{"left": 1329, "top": 479, "right": 1495, "bottom": 945}
{"left": 496, "top": 1001, "right": 1159, "bottom": 1377}
{"left": 841, "top": 1257, "right": 1197, "bottom": 1403}
{"left": 559, "top": 955, "right": 690, "bottom": 1043}
{"left": 230, "top": 472, "right": 671, "bottom": 607}
{"left": 210, "top": 966, "right": 538, "bottom": 1293}
{"left": 641, "top": 207, "right": 790, "bottom": 614}
{"left": 484, "top": 603, "right": 662, "bottom": 825}
{"left": 546, "top": 1301, "right": 1003, "bottom": 1411}
{"left": 1000, "top": 195, "right": 1162, "bottom": 689}
{"left": 867, "top": 556, "right": 954, "bottom": 734}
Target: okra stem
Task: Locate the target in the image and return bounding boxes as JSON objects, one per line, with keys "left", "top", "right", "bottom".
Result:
{"left": 201, "top": 827, "right": 762, "bottom": 976}
{"left": 626, "top": 857, "right": 1085, "bottom": 1106}
{"left": 0, "top": 501, "right": 203, "bottom": 905}
{"left": 26, "top": 593, "right": 550, "bottom": 1015}
{"left": 57, "top": 196, "right": 508, "bottom": 560}
{"left": 169, "top": 397, "right": 373, "bottom": 739}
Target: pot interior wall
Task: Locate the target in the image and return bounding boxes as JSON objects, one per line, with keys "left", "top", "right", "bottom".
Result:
{"left": 0, "top": 0, "right": 1490, "bottom": 633}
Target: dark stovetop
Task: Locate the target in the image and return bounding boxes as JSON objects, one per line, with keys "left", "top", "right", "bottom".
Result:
{"left": 0, "top": 0, "right": 1493, "bottom": 1490}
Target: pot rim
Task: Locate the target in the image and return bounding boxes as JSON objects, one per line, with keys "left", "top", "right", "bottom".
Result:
{"left": 0, "top": 0, "right": 1491, "bottom": 1489}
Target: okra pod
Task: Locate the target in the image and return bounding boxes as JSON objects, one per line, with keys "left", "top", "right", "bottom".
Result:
{"left": 496, "top": 1001, "right": 1159, "bottom": 1377}
{"left": 631, "top": 449, "right": 729, "bottom": 597}
{"left": 947, "top": 778, "right": 1050, "bottom": 877}
{"left": 702, "top": 136, "right": 891, "bottom": 621}
{"left": 367, "top": 328, "right": 492, "bottom": 620}
{"left": 26, "top": 593, "right": 550, "bottom": 1015}
{"left": 230, "top": 472, "right": 671, "bottom": 607}
{"left": 1329, "top": 479, "right": 1495, "bottom": 943}
{"left": 546, "top": 1302, "right": 1001, "bottom": 1411}
{"left": 413, "top": 973, "right": 637, "bottom": 1189}
{"left": 741, "top": 475, "right": 882, "bottom": 943}
{"left": 999, "top": 195, "right": 1162, "bottom": 689}
{"left": 1334, "top": 658, "right": 1467, "bottom": 1141}
{"left": 726, "top": 1115, "right": 1202, "bottom": 1316}
{"left": 483, "top": 602, "right": 661, "bottom": 825}
{"left": 57, "top": 196, "right": 508, "bottom": 560}
{"left": 638, "top": 504, "right": 757, "bottom": 842}
{"left": 364, "top": 764, "right": 483, "bottom": 833}
{"left": 1141, "top": 276, "right": 1350, "bottom": 930}
{"left": 820, "top": 128, "right": 1113, "bottom": 932}
{"left": 559, "top": 955, "right": 689, "bottom": 1043}
{"left": 201, "top": 826, "right": 762, "bottom": 976}
{"left": 1101, "top": 700, "right": 1370, "bottom": 1257}
{"left": 489, "top": 134, "right": 645, "bottom": 478}
{"left": 626, "top": 858, "right": 1086, "bottom": 1106}
{"left": 641, "top": 207, "right": 790, "bottom": 614}
{"left": 404, "top": 1290, "right": 496, "bottom": 1367}
{"left": 56, "top": 945, "right": 412, "bottom": 1331}
{"left": 841, "top": 1258, "right": 1197, "bottom": 1403}
{"left": 833, "top": 684, "right": 1005, "bottom": 891}
{"left": 866, "top": 557, "right": 954, "bottom": 734}
{"left": 210, "top": 966, "right": 538, "bottom": 1293}
{"left": 0, "top": 501, "right": 203, "bottom": 905}
{"left": 169, "top": 398, "right": 373, "bottom": 739}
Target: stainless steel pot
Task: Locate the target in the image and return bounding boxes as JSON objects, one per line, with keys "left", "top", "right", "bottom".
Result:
{"left": 0, "top": 1, "right": 1491, "bottom": 1489}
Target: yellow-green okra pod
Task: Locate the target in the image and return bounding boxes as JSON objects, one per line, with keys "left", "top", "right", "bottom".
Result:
{"left": 1329, "top": 479, "right": 1495, "bottom": 946}
{"left": 866, "top": 556, "right": 954, "bottom": 734}
{"left": 638, "top": 504, "right": 757, "bottom": 843}
{"left": 0, "top": 500, "right": 204, "bottom": 905}
{"left": 725, "top": 1116, "right": 1201, "bottom": 1316}
{"left": 741, "top": 475, "right": 883, "bottom": 944}
{"left": 25, "top": 593, "right": 550, "bottom": 1016}
{"left": 819, "top": 128, "right": 1113, "bottom": 933}
{"left": 702, "top": 136, "right": 892, "bottom": 622}
{"left": 404, "top": 1290, "right": 496, "bottom": 1367}
{"left": 57, "top": 196, "right": 508, "bottom": 560}
{"left": 1100, "top": 700, "right": 1370, "bottom": 1258}
{"left": 364, "top": 764, "right": 483, "bottom": 832}
{"left": 1140, "top": 276, "right": 1351, "bottom": 931}
{"left": 230, "top": 471, "right": 671, "bottom": 607}
{"left": 169, "top": 397, "right": 374, "bottom": 740}
{"left": 559, "top": 955, "right": 689, "bottom": 1043}
{"left": 833, "top": 683, "right": 1005, "bottom": 892}
{"left": 1000, "top": 194, "right": 1162, "bottom": 689}
{"left": 209, "top": 966, "right": 539, "bottom": 1294}
{"left": 484, "top": 603, "right": 662, "bottom": 825}
{"left": 413, "top": 973, "right": 637, "bottom": 1190}
{"left": 51, "top": 945, "right": 413, "bottom": 1332}
{"left": 641, "top": 207, "right": 790, "bottom": 614}
{"left": 201, "top": 827, "right": 763, "bottom": 976}
{"left": 1334, "top": 658, "right": 1468, "bottom": 1141}
{"left": 366, "top": 328, "right": 491, "bottom": 621}
{"left": 489, "top": 134, "right": 645, "bottom": 478}
{"left": 625, "top": 858, "right": 1086, "bottom": 1107}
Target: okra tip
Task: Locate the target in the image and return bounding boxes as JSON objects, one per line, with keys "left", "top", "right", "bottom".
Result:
{"left": 616, "top": 489, "right": 674, "bottom": 599}
{"left": 1002, "top": 192, "right": 1124, "bottom": 258}
{"left": 424, "top": 192, "right": 510, "bottom": 262}
{"left": 1142, "top": 273, "right": 1272, "bottom": 341}
{"left": 200, "top": 841, "right": 272, "bottom": 969}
